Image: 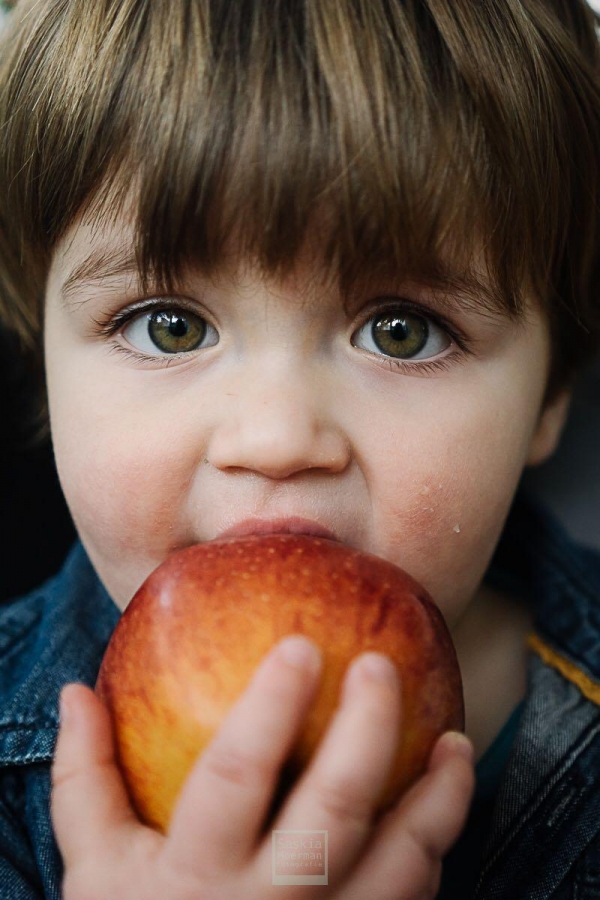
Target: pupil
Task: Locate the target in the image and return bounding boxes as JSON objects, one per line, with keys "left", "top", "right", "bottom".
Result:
{"left": 389, "top": 319, "right": 408, "bottom": 341}
{"left": 169, "top": 315, "right": 188, "bottom": 337}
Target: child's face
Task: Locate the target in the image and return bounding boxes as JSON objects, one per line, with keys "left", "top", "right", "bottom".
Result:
{"left": 44, "top": 214, "right": 569, "bottom": 627}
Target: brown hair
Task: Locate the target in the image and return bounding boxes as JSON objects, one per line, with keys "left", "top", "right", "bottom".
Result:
{"left": 1, "top": 0, "right": 600, "bottom": 444}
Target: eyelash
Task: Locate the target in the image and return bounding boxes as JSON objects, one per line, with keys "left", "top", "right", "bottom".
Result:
{"left": 354, "top": 298, "right": 471, "bottom": 375}
{"left": 90, "top": 297, "right": 473, "bottom": 374}
{"left": 90, "top": 299, "right": 208, "bottom": 368}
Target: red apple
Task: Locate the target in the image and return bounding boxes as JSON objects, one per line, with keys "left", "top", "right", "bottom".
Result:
{"left": 96, "top": 535, "right": 464, "bottom": 834}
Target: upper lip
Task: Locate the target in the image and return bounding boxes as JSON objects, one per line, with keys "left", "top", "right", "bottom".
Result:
{"left": 217, "top": 517, "right": 340, "bottom": 542}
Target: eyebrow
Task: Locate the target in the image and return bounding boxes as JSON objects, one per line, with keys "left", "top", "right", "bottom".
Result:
{"left": 60, "top": 246, "right": 143, "bottom": 307}
{"left": 342, "top": 262, "right": 518, "bottom": 324}
{"left": 60, "top": 244, "right": 518, "bottom": 323}
{"left": 407, "top": 267, "right": 518, "bottom": 323}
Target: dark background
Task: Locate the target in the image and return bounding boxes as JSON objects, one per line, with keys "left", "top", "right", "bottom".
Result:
{"left": 522, "top": 357, "right": 600, "bottom": 550}
{"left": 1, "top": 330, "right": 76, "bottom": 603}
{"left": 1, "top": 328, "right": 598, "bottom": 604}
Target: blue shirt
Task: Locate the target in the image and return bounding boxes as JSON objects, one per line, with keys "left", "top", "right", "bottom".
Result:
{"left": 1, "top": 486, "right": 600, "bottom": 899}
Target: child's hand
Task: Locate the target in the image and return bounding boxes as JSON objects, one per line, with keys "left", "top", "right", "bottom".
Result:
{"left": 51, "top": 636, "right": 475, "bottom": 900}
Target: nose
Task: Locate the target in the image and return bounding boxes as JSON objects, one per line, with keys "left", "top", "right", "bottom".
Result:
{"left": 205, "top": 366, "right": 351, "bottom": 479}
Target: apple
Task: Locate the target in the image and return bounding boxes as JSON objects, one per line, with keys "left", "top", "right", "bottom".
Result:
{"left": 95, "top": 535, "right": 464, "bottom": 834}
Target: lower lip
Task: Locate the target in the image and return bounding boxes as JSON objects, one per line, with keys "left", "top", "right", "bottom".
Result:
{"left": 218, "top": 519, "right": 339, "bottom": 542}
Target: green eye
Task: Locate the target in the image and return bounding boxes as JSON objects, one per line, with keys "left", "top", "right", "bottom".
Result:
{"left": 147, "top": 311, "right": 207, "bottom": 353}
{"left": 370, "top": 312, "right": 428, "bottom": 358}
{"left": 122, "top": 307, "right": 218, "bottom": 356}
{"left": 352, "top": 306, "right": 451, "bottom": 362}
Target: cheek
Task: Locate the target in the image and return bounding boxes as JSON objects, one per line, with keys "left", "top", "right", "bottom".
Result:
{"left": 56, "top": 433, "right": 180, "bottom": 554}
{"left": 47, "top": 362, "right": 198, "bottom": 603}
{"left": 370, "top": 395, "right": 538, "bottom": 623}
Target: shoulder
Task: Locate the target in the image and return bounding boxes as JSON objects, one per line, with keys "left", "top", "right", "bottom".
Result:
{"left": 491, "top": 488, "right": 600, "bottom": 688}
{"left": 0, "top": 543, "right": 120, "bottom": 768}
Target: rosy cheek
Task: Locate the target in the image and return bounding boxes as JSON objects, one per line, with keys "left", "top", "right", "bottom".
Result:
{"left": 381, "top": 492, "right": 477, "bottom": 624}
{"left": 384, "top": 477, "right": 467, "bottom": 561}
{"left": 377, "top": 432, "right": 523, "bottom": 623}
{"left": 55, "top": 428, "right": 185, "bottom": 561}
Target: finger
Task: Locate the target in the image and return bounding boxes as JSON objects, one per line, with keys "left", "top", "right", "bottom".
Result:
{"left": 253, "top": 651, "right": 401, "bottom": 887}
{"left": 50, "top": 683, "right": 147, "bottom": 871}
{"left": 339, "top": 731, "right": 476, "bottom": 900}
{"left": 162, "top": 635, "right": 323, "bottom": 879}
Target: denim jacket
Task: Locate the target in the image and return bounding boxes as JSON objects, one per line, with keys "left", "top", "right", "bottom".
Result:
{"left": 1, "top": 487, "right": 600, "bottom": 899}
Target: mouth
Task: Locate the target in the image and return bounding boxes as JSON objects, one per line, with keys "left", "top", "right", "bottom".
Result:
{"left": 217, "top": 517, "right": 340, "bottom": 542}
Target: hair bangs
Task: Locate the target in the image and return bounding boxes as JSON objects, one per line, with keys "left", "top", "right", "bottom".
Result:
{"left": 2, "top": 0, "right": 600, "bottom": 416}
{"left": 7, "top": 0, "right": 541, "bottom": 318}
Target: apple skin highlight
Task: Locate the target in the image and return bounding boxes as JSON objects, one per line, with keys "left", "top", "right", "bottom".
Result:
{"left": 95, "top": 534, "right": 464, "bottom": 834}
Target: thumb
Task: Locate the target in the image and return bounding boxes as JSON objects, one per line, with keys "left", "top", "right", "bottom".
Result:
{"left": 51, "top": 683, "right": 141, "bottom": 870}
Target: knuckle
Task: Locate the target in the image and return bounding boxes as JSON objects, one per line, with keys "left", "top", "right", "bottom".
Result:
{"left": 310, "top": 774, "right": 373, "bottom": 825}
{"left": 50, "top": 760, "right": 81, "bottom": 793}
{"left": 51, "top": 758, "right": 113, "bottom": 793}
{"left": 203, "top": 742, "right": 274, "bottom": 788}
{"left": 405, "top": 821, "right": 443, "bottom": 869}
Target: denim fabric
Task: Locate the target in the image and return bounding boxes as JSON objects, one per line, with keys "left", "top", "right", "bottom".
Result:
{"left": 0, "top": 544, "right": 120, "bottom": 898}
{"left": 473, "top": 490, "right": 600, "bottom": 899}
{"left": 0, "top": 486, "right": 599, "bottom": 899}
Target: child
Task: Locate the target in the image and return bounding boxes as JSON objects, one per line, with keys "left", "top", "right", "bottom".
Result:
{"left": 1, "top": 0, "right": 600, "bottom": 897}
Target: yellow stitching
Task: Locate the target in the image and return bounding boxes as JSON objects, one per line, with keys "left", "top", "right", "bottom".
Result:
{"left": 527, "top": 632, "right": 600, "bottom": 706}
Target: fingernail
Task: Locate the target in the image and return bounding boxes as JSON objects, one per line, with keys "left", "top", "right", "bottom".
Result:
{"left": 442, "top": 731, "right": 474, "bottom": 763}
{"left": 277, "top": 635, "right": 321, "bottom": 671}
{"left": 355, "top": 652, "right": 397, "bottom": 684}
